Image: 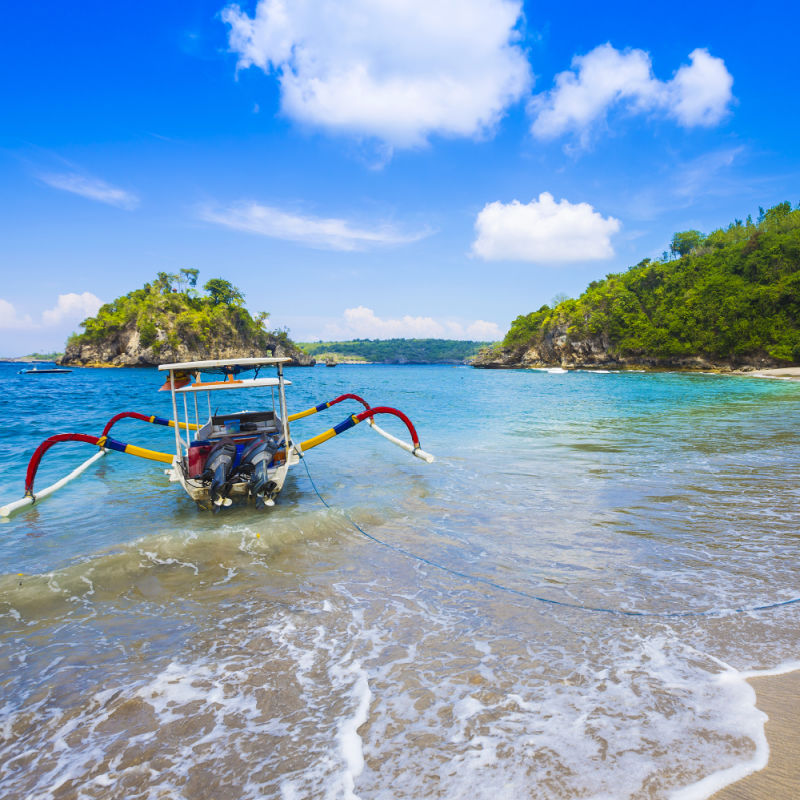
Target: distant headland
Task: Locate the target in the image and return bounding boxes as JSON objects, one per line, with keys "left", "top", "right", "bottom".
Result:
{"left": 474, "top": 202, "right": 800, "bottom": 371}
{"left": 297, "top": 339, "right": 490, "bottom": 365}
{"left": 0, "top": 352, "right": 63, "bottom": 363}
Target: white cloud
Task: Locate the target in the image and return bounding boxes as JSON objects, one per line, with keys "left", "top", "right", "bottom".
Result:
{"left": 472, "top": 192, "right": 621, "bottom": 262}
{"left": 41, "top": 292, "right": 103, "bottom": 326}
{"left": 40, "top": 172, "right": 139, "bottom": 209}
{"left": 323, "top": 306, "right": 502, "bottom": 340}
{"left": 0, "top": 293, "right": 102, "bottom": 331}
{"left": 465, "top": 319, "right": 504, "bottom": 339}
{"left": 221, "top": 0, "right": 531, "bottom": 148}
{"left": 530, "top": 45, "right": 656, "bottom": 144}
{"left": 0, "top": 299, "right": 34, "bottom": 330}
{"left": 200, "top": 202, "right": 429, "bottom": 251}
{"left": 666, "top": 48, "right": 734, "bottom": 127}
{"left": 530, "top": 44, "right": 733, "bottom": 146}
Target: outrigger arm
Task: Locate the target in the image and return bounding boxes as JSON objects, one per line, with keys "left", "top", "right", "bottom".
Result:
{"left": 275, "top": 404, "right": 434, "bottom": 464}
{"left": 286, "top": 393, "right": 434, "bottom": 462}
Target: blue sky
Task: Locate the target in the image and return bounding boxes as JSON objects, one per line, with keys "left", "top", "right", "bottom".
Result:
{"left": 1, "top": 0, "right": 798, "bottom": 354}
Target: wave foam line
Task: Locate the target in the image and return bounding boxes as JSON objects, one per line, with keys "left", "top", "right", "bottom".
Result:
{"left": 334, "top": 660, "right": 372, "bottom": 800}
{"left": 671, "top": 661, "right": 800, "bottom": 799}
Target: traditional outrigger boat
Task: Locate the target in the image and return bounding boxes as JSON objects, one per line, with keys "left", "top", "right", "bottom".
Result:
{"left": 1, "top": 357, "right": 433, "bottom": 517}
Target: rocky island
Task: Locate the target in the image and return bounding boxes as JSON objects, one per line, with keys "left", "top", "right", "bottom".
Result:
{"left": 475, "top": 202, "right": 800, "bottom": 371}
{"left": 59, "top": 270, "right": 314, "bottom": 367}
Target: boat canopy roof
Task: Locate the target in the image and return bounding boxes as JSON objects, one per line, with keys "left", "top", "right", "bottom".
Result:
{"left": 175, "top": 377, "right": 291, "bottom": 393}
{"left": 158, "top": 357, "right": 291, "bottom": 371}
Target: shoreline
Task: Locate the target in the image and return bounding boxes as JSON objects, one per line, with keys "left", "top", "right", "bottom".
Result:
{"left": 737, "top": 366, "right": 800, "bottom": 380}
{"left": 473, "top": 364, "right": 800, "bottom": 380}
{"left": 710, "top": 669, "right": 800, "bottom": 799}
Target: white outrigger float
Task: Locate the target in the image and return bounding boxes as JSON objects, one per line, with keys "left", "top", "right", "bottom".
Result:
{"left": 2, "top": 356, "right": 433, "bottom": 517}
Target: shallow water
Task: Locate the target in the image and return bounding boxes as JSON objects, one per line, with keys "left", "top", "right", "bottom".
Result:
{"left": 1, "top": 363, "right": 799, "bottom": 799}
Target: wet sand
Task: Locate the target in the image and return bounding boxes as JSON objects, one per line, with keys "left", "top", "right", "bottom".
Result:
{"left": 712, "top": 671, "right": 800, "bottom": 800}
{"left": 741, "top": 367, "right": 800, "bottom": 380}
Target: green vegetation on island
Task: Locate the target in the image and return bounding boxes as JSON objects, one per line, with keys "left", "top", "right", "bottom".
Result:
{"left": 62, "top": 270, "right": 311, "bottom": 366}
{"left": 14, "top": 352, "right": 64, "bottom": 362}
{"left": 298, "top": 338, "right": 492, "bottom": 364}
{"left": 483, "top": 202, "right": 800, "bottom": 368}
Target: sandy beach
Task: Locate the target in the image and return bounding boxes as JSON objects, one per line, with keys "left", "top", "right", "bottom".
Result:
{"left": 741, "top": 367, "right": 800, "bottom": 380}
{"left": 712, "top": 671, "right": 800, "bottom": 799}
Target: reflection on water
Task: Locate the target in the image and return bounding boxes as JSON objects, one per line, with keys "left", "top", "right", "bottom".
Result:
{"left": 1, "top": 365, "right": 799, "bottom": 798}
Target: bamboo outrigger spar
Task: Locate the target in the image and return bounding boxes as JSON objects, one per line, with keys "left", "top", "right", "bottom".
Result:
{"left": 2, "top": 357, "right": 433, "bottom": 517}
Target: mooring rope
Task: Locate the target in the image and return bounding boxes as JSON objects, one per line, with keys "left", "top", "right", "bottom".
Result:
{"left": 301, "top": 456, "right": 800, "bottom": 619}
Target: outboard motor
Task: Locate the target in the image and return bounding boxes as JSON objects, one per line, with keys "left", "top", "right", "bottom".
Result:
{"left": 236, "top": 435, "right": 280, "bottom": 508}
{"left": 200, "top": 438, "right": 238, "bottom": 508}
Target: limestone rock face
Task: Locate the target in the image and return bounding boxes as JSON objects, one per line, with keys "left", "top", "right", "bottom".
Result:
{"left": 472, "top": 323, "right": 784, "bottom": 371}
{"left": 59, "top": 324, "right": 314, "bottom": 368}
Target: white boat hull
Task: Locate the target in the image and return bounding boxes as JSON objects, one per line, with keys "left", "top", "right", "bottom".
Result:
{"left": 168, "top": 449, "right": 300, "bottom": 508}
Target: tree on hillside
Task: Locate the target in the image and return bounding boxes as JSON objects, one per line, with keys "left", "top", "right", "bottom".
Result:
{"left": 154, "top": 271, "right": 178, "bottom": 294}
{"left": 204, "top": 278, "right": 245, "bottom": 306}
{"left": 670, "top": 230, "right": 705, "bottom": 258}
{"left": 176, "top": 268, "right": 199, "bottom": 293}
{"left": 763, "top": 201, "right": 793, "bottom": 225}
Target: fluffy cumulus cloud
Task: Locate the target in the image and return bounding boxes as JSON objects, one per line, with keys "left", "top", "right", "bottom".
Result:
{"left": 0, "top": 293, "right": 102, "bottom": 331}
{"left": 41, "top": 292, "right": 103, "bottom": 326}
{"left": 200, "top": 202, "right": 428, "bottom": 251}
{"left": 667, "top": 49, "right": 734, "bottom": 127}
{"left": 39, "top": 172, "right": 139, "bottom": 209}
{"left": 324, "top": 306, "right": 503, "bottom": 340}
{"left": 472, "top": 192, "right": 620, "bottom": 262}
{"left": 221, "top": 0, "right": 531, "bottom": 148}
{"left": 530, "top": 44, "right": 733, "bottom": 146}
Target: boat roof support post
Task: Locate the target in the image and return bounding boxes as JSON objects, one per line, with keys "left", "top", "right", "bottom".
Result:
{"left": 182, "top": 393, "right": 191, "bottom": 448}
{"left": 277, "top": 363, "right": 291, "bottom": 453}
{"left": 169, "top": 370, "right": 182, "bottom": 462}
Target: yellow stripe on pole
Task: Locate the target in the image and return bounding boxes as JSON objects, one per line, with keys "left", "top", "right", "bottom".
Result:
{"left": 288, "top": 406, "right": 318, "bottom": 422}
{"left": 167, "top": 420, "right": 201, "bottom": 431}
{"left": 122, "top": 444, "right": 175, "bottom": 464}
{"left": 300, "top": 428, "right": 338, "bottom": 451}
{"left": 272, "top": 427, "right": 338, "bottom": 463}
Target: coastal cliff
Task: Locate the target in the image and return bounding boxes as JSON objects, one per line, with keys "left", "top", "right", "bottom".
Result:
{"left": 60, "top": 328, "right": 313, "bottom": 367}
{"left": 473, "top": 328, "right": 782, "bottom": 371}
{"left": 59, "top": 271, "right": 314, "bottom": 367}
{"left": 475, "top": 202, "right": 800, "bottom": 371}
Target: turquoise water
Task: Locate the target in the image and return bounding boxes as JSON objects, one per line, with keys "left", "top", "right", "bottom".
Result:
{"left": 1, "top": 363, "right": 800, "bottom": 798}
